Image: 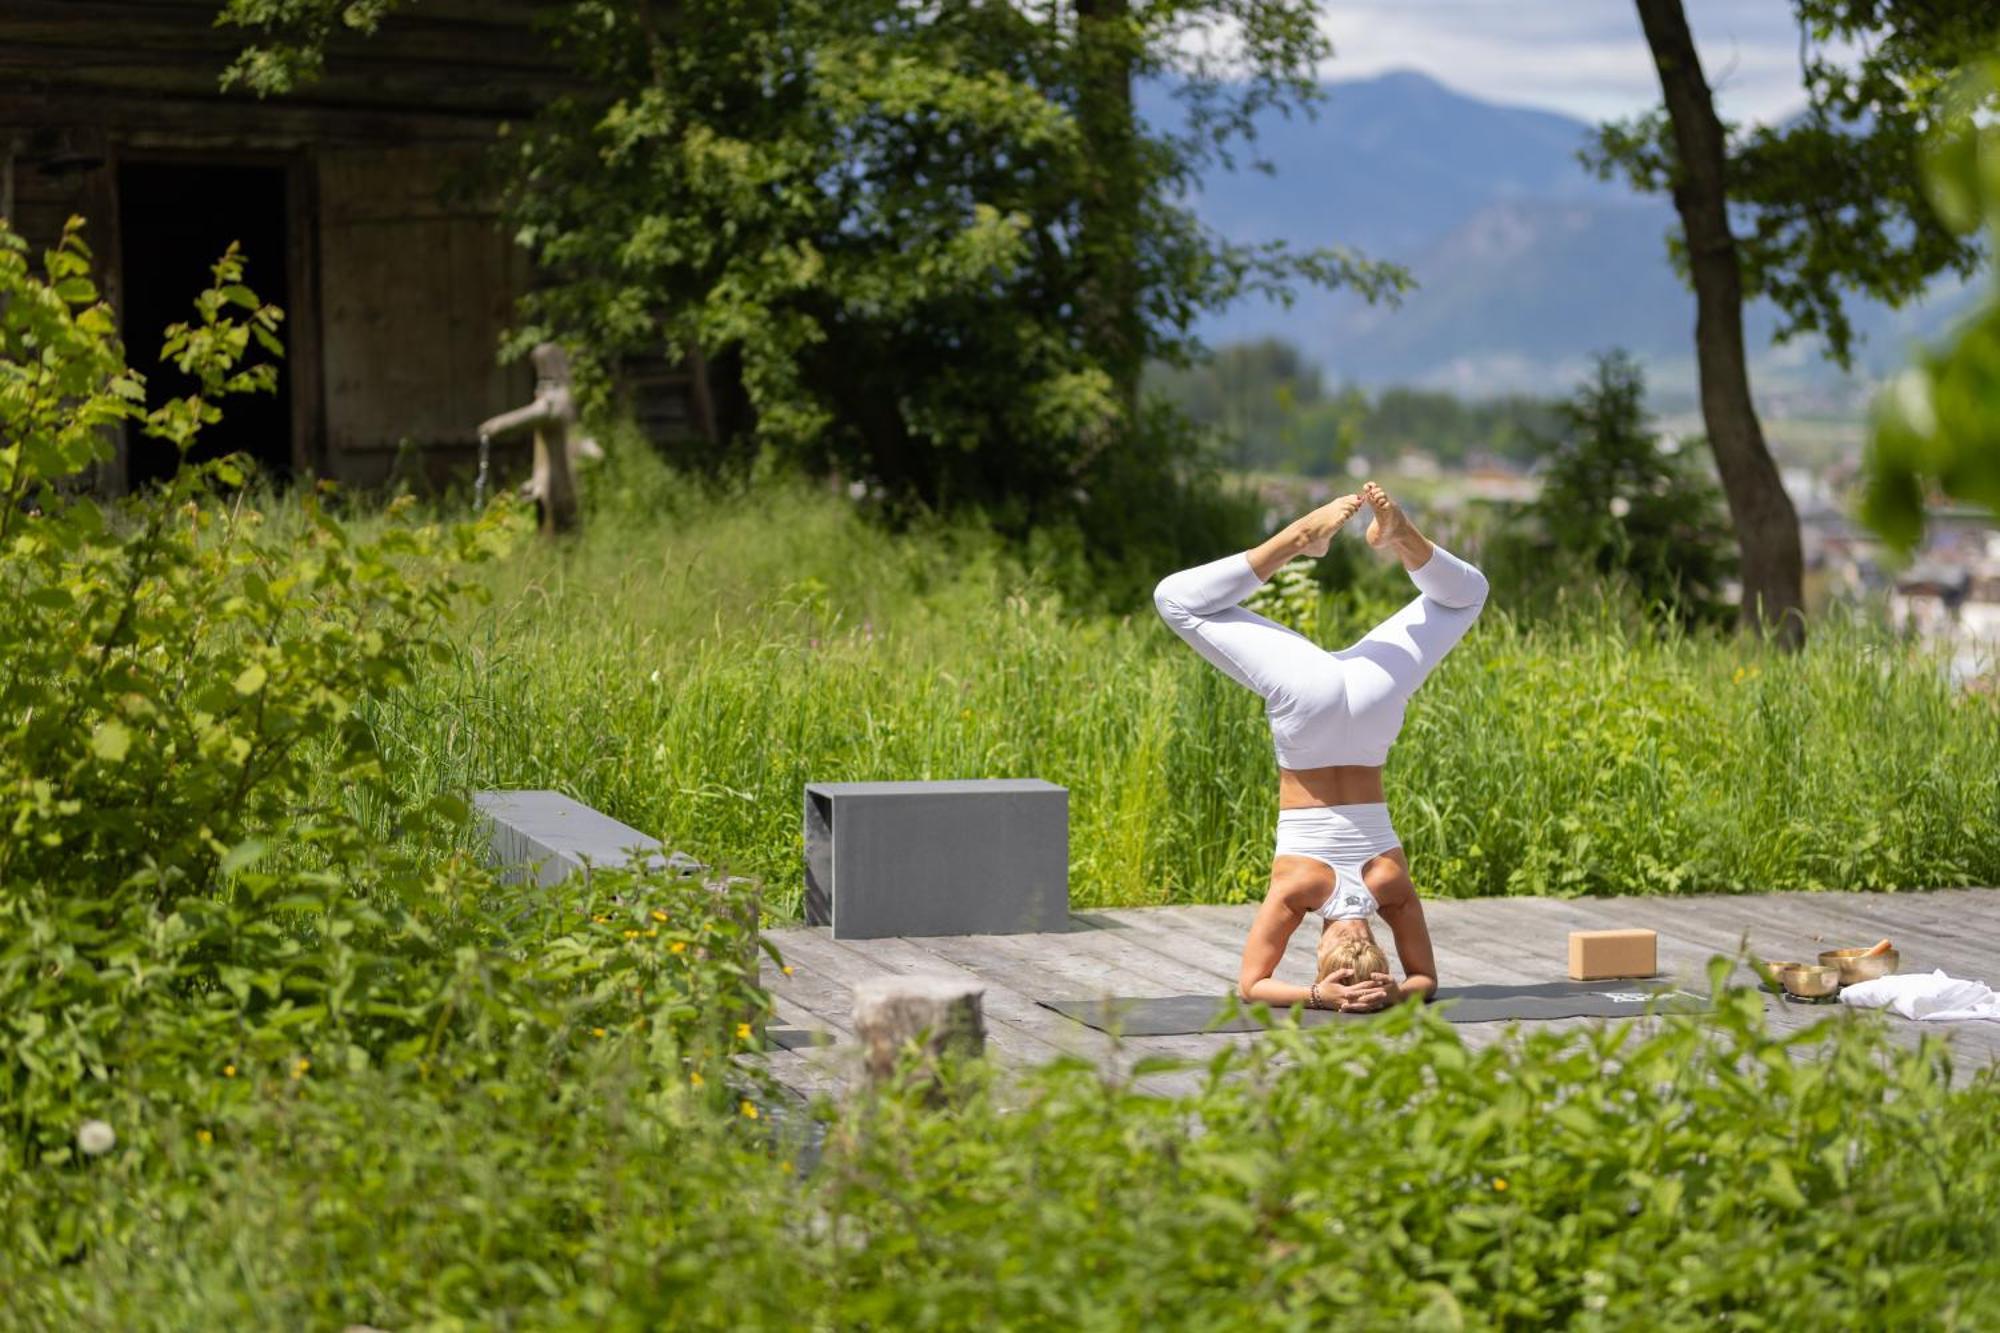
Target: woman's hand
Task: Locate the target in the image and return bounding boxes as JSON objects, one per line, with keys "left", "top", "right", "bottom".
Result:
{"left": 1320, "top": 967, "right": 1397, "bottom": 1012}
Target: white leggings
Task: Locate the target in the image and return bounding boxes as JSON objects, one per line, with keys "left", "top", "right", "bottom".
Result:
{"left": 1152, "top": 544, "right": 1489, "bottom": 770}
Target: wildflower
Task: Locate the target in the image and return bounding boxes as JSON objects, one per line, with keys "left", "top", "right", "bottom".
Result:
{"left": 690, "top": 1071, "right": 704, "bottom": 1088}
{"left": 670, "top": 941, "right": 688, "bottom": 955}
{"left": 780, "top": 1160, "right": 794, "bottom": 1174}
{"left": 196, "top": 1129, "right": 213, "bottom": 1145}
{"left": 624, "top": 929, "right": 640, "bottom": 940}
{"left": 645, "top": 928, "right": 658, "bottom": 938}
{"left": 740, "top": 1100, "right": 760, "bottom": 1120}
{"left": 593, "top": 914, "right": 609, "bottom": 924}
{"left": 222, "top": 1064, "right": 237, "bottom": 1079}
{"left": 1492, "top": 1177, "right": 1508, "bottom": 1192}
{"left": 651, "top": 909, "right": 668, "bottom": 923}
{"left": 592, "top": 1027, "right": 607, "bottom": 1038}
{"left": 736, "top": 1022, "right": 753, "bottom": 1041}
{"left": 292, "top": 1058, "right": 311, "bottom": 1079}
{"left": 781, "top": 965, "right": 794, "bottom": 977}
{"left": 77, "top": 1120, "right": 116, "bottom": 1156}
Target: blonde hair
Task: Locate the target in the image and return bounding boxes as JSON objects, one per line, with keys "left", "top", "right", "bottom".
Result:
{"left": 1317, "top": 929, "right": 1389, "bottom": 984}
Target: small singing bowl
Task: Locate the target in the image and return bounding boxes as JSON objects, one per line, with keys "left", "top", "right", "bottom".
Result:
{"left": 1819, "top": 948, "right": 1899, "bottom": 986}
{"left": 1752, "top": 959, "right": 1809, "bottom": 992}
{"left": 1779, "top": 964, "right": 1842, "bottom": 1000}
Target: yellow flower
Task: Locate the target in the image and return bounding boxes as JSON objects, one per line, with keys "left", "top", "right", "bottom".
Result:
{"left": 739, "top": 1100, "right": 759, "bottom": 1120}
{"left": 591, "top": 1027, "right": 607, "bottom": 1038}
{"left": 1492, "top": 1177, "right": 1508, "bottom": 1192}
{"left": 690, "top": 1070, "right": 705, "bottom": 1088}
{"left": 780, "top": 1160, "right": 794, "bottom": 1174}
{"left": 292, "top": 1058, "right": 310, "bottom": 1079}
{"left": 593, "top": 914, "right": 609, "bottom": 924}
{"left": 651, "top": 909, "right": 668, "bottom": 922}
{"left": 645, "top": 927, "right": 658, "bottom": 938}
{"left": 781, "top": 965, "right": 794, "bottom": 977}
{"left": 736, "top": 1022, "right": 753, "bottom": 1041}
{"left": 624, "top": 929, "right": 640, "bottom": 940}
{"left": 222, "top": 1064, "right": 237, "bottom": 1079}
{"left": 196, "top": 1129, "right": 213, "bottom": 1145}
{"left": 670, "top": 941, "right": 688, "bottom": 955}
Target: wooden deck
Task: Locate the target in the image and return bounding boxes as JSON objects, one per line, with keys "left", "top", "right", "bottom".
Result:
{"left": 755, "top": 889, "right": 2000, "bottom": 1097}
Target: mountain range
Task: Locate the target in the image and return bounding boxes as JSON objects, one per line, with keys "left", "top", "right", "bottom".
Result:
{"left": 1156, "top": 70, "right": 1976, "bottom": 409}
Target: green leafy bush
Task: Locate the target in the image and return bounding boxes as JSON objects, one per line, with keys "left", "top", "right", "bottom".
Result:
{"left": 1863, "top": 52, "right": 2000, "bottom": 549}
{"left": 8, "top": 972, "right": 1998, "bottom": 1328}
{"left": 0, "top": 221, "right": 772, "bottom": 1252}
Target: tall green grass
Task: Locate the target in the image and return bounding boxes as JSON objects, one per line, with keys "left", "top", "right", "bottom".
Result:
{"left": 363, "top": 453, "right": 2000, "bottom": 915}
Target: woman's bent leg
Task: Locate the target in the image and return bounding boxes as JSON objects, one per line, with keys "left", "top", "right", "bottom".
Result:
{"left": 1154, "top": 554, "right": 1327, "bottom": 703}
{"left": 1405, "top": 543, "right": 1489, "bottom": 611}
{"left": 1337, "top": 544, "right": 1488, "bottom": 711}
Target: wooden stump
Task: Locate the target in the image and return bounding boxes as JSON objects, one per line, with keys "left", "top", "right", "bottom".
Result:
{"left": 852, "top": 976, "right": 986, "bottom": 1086}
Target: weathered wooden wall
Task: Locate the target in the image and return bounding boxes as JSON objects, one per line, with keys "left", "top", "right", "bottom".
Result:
{"left": 0, "top": 0, "right": 589, "bottom": 490}
{"left": 318, "top": 146, "right": 534, "bottom": 486}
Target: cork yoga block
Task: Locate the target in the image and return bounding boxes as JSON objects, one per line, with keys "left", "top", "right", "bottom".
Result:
{"left": 1568, "top": 929, "right": 1659, "bottom": 981}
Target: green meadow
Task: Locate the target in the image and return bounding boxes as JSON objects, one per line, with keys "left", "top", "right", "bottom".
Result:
{"left": 369, "top": 449, "right": 2000, "bottom": 915}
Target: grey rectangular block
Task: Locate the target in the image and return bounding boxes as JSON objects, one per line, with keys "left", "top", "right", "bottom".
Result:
{"left": 803, "top": 779, "right": 1068, "bottom": 939}
{"left": 473, "top": 789, "right": 696, "bottom": 886}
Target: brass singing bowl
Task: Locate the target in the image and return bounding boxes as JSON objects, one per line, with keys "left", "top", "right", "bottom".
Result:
{"left": 1820, "top": 948, "right": 1900, "bottom": 986}
{"left": 1752, "top": 959, "right": 1809, "bottom": 993}
{"left": 1779, "top": 964, "right": 1842, "bottom": 999}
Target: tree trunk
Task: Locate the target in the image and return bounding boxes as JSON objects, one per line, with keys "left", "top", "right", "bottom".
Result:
{"left": 1634, "top": 0, "right": 1805, "bottom": 648}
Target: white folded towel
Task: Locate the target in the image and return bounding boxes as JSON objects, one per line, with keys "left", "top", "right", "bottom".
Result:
{"left": 1838, "top": 968, "right": 2000, "bottom": 1022}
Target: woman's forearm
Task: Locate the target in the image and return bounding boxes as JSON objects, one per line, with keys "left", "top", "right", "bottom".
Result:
{"left": 1243, "top": 976, "right": 1316, "bottom": 1009}
{"left": 1397, "top": 975, "right": 1437, "bottom": 1004}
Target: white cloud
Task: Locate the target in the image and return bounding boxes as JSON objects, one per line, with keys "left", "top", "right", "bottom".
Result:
{"left": 1318, "top": 0, "right": 1849, "bottom": 125}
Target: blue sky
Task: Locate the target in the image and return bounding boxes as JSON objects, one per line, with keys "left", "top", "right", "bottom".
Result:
{"left": 1318, "top": 0, "right": 1840, "bottom": 124}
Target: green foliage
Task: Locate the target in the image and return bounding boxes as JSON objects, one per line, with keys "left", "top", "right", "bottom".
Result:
{"left": 488, "top": 1, "right": 1401, "bottom": 541}
{"left": 1149, "top": 339, "right": 1561, "bottom": 475}
{"left": 1863, "top": 53, "right": 2000, "bottom": 550}
{"left": 214, "top": 0, "right": 406, "bottom": 94}
{"left": 1529, "top": 351, "right": 1736, "bottom": 625}
{"left": 0, "top": 221, "right": 771, "bottom": 1254}
{"left": 8, "top": 976, "right": 1999, "bottom": 1327}
{"left": 1591, "top": 0, "right": 2000, "bottom": 369}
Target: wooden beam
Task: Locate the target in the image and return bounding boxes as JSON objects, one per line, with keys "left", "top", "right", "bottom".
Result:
{"left": 0, "top": 91, "right": 516, "bottom": 148}
{"left": 287, "top": 149, "right": 325, "bottom": 478}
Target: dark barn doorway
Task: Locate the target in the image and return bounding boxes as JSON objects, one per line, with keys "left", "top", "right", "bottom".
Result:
{"left": 118, "top": 161, "right": 292, "bottom": 488}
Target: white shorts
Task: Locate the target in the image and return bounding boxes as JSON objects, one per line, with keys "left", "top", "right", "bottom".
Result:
{"left": 1274, "top": 803, "right": 1401, "bottom": 921}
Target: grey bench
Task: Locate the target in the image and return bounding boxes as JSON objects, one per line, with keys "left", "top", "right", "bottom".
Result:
{"left": 472, "top": 788, "right": 701, "bottom": 886}
{"left": 803, "top": 779, "right": 1069, "bottom": 939}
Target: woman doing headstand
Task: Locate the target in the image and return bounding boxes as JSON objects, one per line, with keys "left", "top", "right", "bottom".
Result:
{"left": 1153, "top": 482, "right": 1487, "bottom": 1013}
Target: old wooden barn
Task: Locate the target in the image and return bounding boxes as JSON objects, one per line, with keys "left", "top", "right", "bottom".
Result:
{"left": 0, "top": 0, "right": 693, "bottom": 491}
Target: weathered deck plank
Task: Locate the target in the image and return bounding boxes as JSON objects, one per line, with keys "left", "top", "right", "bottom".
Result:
{"left": 758, "top": 889, "right": 2000, "bottom": 1095}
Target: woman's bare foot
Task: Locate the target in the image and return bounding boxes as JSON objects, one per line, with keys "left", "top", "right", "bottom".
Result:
{"left": 1296, "top": 493, "right": 1362, "bottom": 557}
{"left": 1362, "top": 480, "right": 1435, "bottom": 570}
{"left": 1361, "top": 481, "right": 1412, "bottom": 548}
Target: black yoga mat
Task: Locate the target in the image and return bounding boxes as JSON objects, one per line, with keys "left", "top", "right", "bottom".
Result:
{"left": 1039, "top": 981, "right": 1714, "bottom": 1036}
